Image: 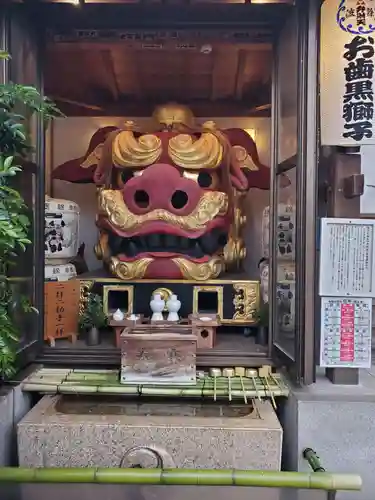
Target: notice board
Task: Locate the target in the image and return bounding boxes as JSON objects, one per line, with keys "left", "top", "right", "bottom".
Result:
{"left": 319, "top": 218, "right": 375, "bottom": 297}
{"left": 320, "top": 297, "right": 372, "bottom": 369}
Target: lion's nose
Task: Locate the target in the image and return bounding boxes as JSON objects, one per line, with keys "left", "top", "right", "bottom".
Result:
{"left": 122, "top": 163, "right": 201, "bottom": 215}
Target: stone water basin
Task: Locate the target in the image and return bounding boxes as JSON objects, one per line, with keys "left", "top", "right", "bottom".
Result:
{"left": 18, "top": 395, "right": 282, "bottom": 470}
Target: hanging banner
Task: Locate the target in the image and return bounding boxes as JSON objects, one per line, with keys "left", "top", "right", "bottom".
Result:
{"left": 321, "top": 0, "right": 375, "bottom": 145}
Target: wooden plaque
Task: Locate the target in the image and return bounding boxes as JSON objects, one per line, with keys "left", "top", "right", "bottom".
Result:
{"left": 44, "top": 280, "right": 80, "bottom": 346}
{"left": 120, "top": 324, "right": 197, "bottom": 385}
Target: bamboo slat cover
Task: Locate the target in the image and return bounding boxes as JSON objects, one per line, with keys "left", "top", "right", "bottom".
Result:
{"left": 21, "top": 367, "right": 289, "bottom": 401}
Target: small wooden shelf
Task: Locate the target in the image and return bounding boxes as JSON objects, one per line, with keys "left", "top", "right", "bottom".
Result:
{"left": 39, "top": 332, "right": 270, "bottom": 368}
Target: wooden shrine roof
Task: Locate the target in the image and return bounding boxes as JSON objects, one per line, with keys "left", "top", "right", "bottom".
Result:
{"left": 35, "top": 2, "right": 294, "bottom": 115}
{"left": 45, "top": 41, "right": 273, "bottom": 116}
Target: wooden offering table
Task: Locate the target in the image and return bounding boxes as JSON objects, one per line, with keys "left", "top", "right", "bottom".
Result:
{"left": 108, "top": 314, "right": 145, "bottom": 348}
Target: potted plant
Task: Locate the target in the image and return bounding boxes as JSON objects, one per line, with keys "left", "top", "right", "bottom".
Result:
{"left": 0, "top": 51, "right": 62, "bottom": 380}
{"left": 78, "top": 293, "right": 108, "bottom": 346}
{"left": 256, "top": 302, "right": 269, "bottom": 346}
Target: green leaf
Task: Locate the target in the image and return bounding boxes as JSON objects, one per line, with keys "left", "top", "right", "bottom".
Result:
{"left": 14, "top": 129, "right": 26, "bottom": 141}
{"left": 3, "top": 156, "right": 13, "bottom": 168}
{"left": 0, "top": 55, "right": 62, "bottom": 379}
{"left": 17, "top": 215, "right": 30, "bottom": 227}
{"left": 0, "top": 51, "right": 10, "bottom": 60}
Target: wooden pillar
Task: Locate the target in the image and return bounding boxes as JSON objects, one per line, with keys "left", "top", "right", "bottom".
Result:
{"left": 325, "top": 149, "right": 361, "bottom": 385}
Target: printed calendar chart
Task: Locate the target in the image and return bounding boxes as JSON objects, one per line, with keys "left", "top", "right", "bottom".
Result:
{"left": 320, "top": 297, "right": 372, "bottom": 368}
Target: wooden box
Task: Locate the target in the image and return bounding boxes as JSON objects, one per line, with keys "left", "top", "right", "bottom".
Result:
{"left": 109, "top": 314, "right": 145, "bottom": 348}
{"left": 120, "top": 324, "right": 197, "bottom": 385}
{"left": 44, "top": 280, "right": 80, "bottom": 346}
{"left": 189, "top": 313, "right": 220, "bottom": 349}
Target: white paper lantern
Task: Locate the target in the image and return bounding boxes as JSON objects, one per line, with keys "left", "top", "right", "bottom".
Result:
{"left": 45, "top": 197, "right": 80, "bottom": 281}
{"left": 45, "top": 264, "right": 77, "bottom": 282}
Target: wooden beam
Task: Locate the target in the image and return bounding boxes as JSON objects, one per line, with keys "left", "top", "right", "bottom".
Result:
{"left": 250, "top": 103, "right": 271, "bottom": 112}
{"left": 251, "top": 0, "right": 294, "bottom": 3}
{"left": 52, "top": 96, "right": 103, "bottom": 111}
{"left": 234, "top": 49, "right": 247, "bottom": 100}
{"left": 132, "top": 50, "right": 143, "bottom": 99}
{"left": 27, "top": 0, "right": 281, "bottom": 3}
{"left": 52, "top": 98, "right": 271, "bottom": 117}
{"left": 210, "top": 49, "right": 220, "bottom": 101}
{"left": 49, "top": 41, "right": 273, "bottom": 52}
{"left": 101, "top": 49, "right": 120, "bottom": 101}
{"left": 209, "top": 46, "right": 239, "bottom": 101}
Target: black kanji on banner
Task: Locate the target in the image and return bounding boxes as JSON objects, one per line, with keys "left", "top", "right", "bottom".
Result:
{"left": 342, "top": 35, "right": 374, "bottom": 141}
{"left": 356, "top": 1, "right": 366, "bottom": 26}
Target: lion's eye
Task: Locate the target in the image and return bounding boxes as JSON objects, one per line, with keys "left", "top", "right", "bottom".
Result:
{"left": 121, "top": 171, "right": 133, "bottom": 183}
{"left": 197, "top": 172, "right": 213, "bottom": 188}
{"left": 117, "top": 170, "right": 136, "bottom": 188}
{"left": 183, "top": 170, "right": 218, "bottom": 189}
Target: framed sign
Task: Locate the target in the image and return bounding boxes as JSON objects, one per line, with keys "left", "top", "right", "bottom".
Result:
{"left": 319, "top": 218, "right": 375, "bottom": 297}
{"left": 320, "top": 296, "right": 372, "bottom": 368}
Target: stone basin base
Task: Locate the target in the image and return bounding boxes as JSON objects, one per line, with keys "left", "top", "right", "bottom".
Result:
{"left": 18, "top": 395, "right": 282, "bottom": 469}
{"left": 17, "top": 395, "right": 282, "bottom": 500}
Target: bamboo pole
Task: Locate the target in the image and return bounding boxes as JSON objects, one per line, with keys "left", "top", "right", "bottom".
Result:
{"left": 303, "top": 448, "right": 326, "bottom": 473}
{"left": 0, "top": 468, "right": 362, "bottom": 491}
{"left": 21, "top": 369, "right": 289, "bottom": 399}
{"left": 20, "top": 384, "right": 286, "bottom": 399}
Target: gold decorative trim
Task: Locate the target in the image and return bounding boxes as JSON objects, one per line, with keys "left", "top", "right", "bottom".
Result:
{"left": 78, "top": 276, "right": 260, "bottom": 286}
{"left": 110, "top": 257, "right": 153, "bottom": 280}
{"left": 172, "top": 256, "right": 223, "bottom": 281}
{"left": 223, "top": 239, "right": 246, "bottom": 270}
{"left": 152, "top": 287, "right": 173, "bottom": 311}
{"left": 98, "top": 189, "right": 228, "bottom": 232}
{"left": 193, "top": 285, "right": 224, "bottom": 320}
{"left": 231, "top": 145, "right": 259, "bottom": 171}
{"left": 103, "top": 285, "right": 134, "bottom": 316}
{"left": 81, "top": 143, "right": 104, "bottom": 168}
{"left": 221, "top": 319, "right": 257, "bottom": 325}
{"left": 153, "top": 103, "right": 195, "bottom": 128}
{"left": 113, "top": 131, "right": 162, "bottom": 168}
{"left": 168, "top": 131, "right": 223, "bottom": 170}
{"left": 79, "top": 280, "right": 94, "bottom": 315}
{"left": 233, "top": 282, "right": 259, "bottom": 322}
{"left": 223, "top": 191, "right": 247, "bottom": 272}
{"left": 94, "top": 232, "right": 109, "bottom": 261}
{"left": 109, "top": 255, "right": 224, "bottom": 281}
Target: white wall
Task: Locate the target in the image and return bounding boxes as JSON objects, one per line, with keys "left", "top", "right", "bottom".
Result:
{"left": 50, "top": 116, "right": 296, "bottom": 277}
